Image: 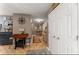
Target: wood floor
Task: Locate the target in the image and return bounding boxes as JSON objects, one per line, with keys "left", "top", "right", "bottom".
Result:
{"left": 0, "top": 36, "right": 47, "bottom": 55}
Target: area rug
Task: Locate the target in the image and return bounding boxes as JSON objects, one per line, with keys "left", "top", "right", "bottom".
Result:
{"left": 26, "top": 48, "right": 51, "bottom": 55}
{"left": 33, "top": 36, "right": 41, "bottom": 43}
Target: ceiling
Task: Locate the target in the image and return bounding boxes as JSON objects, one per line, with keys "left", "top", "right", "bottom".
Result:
{"left": 0, "top": 3, "right": 51, "bottom": 19}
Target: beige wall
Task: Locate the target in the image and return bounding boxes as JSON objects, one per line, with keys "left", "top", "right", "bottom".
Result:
{"left": 12, "top": 14, "right": 32, "bottom": 35}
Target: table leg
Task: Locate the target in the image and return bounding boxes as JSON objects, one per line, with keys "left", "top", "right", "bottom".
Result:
{"left": 13, "top": 39, "right": 16, "bottom": 49}
{"left": 23, "top": 39, "right": 25, "bottom": 48}
{"left": 15, "top": 39, "right": 16, "bottom": 49}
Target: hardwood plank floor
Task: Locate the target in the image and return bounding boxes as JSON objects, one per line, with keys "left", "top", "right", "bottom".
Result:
{"left": 0, "top": 36, "right": 47, "bottom": 55}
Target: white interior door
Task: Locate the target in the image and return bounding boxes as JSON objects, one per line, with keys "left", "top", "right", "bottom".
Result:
{"left": 57, "top": 3, "right": 78, "bottom": 54}
{"left": 61, "top": 3, "right": 78, "bottom": 54}
{"left": 52, "top": 4, "right": 70, "bottom": 54}
{"left": 48, "top": 10, "right": 59, "bottom": 54}
{"left": 77, "top": 3, "right": 79, "bottom": 54}
{"left": 56, "top": 4, "right": 68, "bottom": 54}
{"left": 70, "top": 4, "right": 78, "bottom": 54}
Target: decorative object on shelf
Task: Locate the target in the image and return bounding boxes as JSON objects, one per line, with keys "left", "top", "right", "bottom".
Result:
{"left": 18, "top": 16, "right": 25, "bottom": 24}
{"left": 18, "top": 28, "right": 25, "bottom": 34}
{"left": 3, "top": 16, "right": 13, "bottom": 32}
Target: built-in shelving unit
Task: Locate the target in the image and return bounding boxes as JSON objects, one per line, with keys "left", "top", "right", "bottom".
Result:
{"left": 4, "top": 16, "right": 13, "bottom": 32}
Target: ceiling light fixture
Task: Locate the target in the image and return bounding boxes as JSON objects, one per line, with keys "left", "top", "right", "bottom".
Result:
{"left": 34, "top": 18, "right": 44, "bottom": 22}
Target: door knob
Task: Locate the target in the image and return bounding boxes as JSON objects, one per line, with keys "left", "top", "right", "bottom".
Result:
{"left": 57, "top": 37, "right": 60, "bottom": 40}
{"left": 53, "top": 35, "right": 56, "bottom": 38}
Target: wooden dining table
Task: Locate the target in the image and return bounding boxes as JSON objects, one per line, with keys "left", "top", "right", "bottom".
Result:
{"left": 12, "top": 34, "right": 29, "bottom": 49}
